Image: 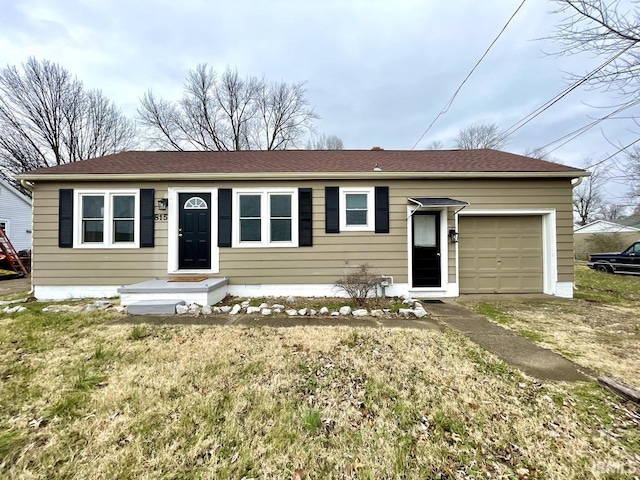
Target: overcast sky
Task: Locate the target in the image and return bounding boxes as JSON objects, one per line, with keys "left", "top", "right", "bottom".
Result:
{"left": 0, "top": 0, "right": 636, "bottom": 199}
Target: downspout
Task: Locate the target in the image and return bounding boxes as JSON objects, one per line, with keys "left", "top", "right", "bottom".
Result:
{"left": 20, "top": 179, "right": 34, "bottom": 192}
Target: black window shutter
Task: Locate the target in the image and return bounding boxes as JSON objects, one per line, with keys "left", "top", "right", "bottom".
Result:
{"left": 218, "top": 188, "right": 232, "bottom": 247}
{"left": 58, "top": 189, "right": 74, "bottom": 248}
{"left": 325, "top": 186, "right": 339, "bottom": 233}
{"left": 140, "top": 189, "right": 155, "bottom": 247}
{"left": 298, "top": 188, "right": 313, "bottom": 246}
{"left": 375, "top": 186, "right": 390, "bottom": 234}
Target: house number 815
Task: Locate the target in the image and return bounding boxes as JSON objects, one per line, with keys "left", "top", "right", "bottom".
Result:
{"left": 154, "top": 214, "right": 168, "bottom": 221}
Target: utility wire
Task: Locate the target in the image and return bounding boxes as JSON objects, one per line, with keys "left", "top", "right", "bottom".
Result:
{"left": 501, "top": 44, "right": 633, "bottom": 141}
{"left": 584, "top": 137, "right": 640, "bottom": 170}
{"left": 536, "top": 97, "right": 640, "bottom": 155}
{"left": 410, "top": 0, "right": 527, "bottom": 150}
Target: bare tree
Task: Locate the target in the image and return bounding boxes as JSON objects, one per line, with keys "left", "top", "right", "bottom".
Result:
{"left": 573, "top": 164, "right": 606, "bottom": 225}
{"left": 550, "top": 1, "right": 640, "bottom": 97}
{"left": 0, "top": 57, "right": 136, "bottom": 187}
{"left": 138, "top": 65, "right": 317, "bottom": 151}
{"left": 599, "top": 202, "right": 628, "bottom": 221}
{"left": 627, "top": 144, "right": 640, "bottom": 199}
{"left": 425, "top": 139, "right": 444, "bottom": 150}
{"left": 522, "top": 146, "right": 550, "bottom": 159}
{"left": 454, "top": 123, "right": 508, "bottom": 149}
{"left": 305, "top": 133, "right": 344, "bottom": 150}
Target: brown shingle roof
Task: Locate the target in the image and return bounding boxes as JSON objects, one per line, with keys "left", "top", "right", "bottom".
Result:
{"left": 21, "top": 149, "right": 585, "bottom": 177}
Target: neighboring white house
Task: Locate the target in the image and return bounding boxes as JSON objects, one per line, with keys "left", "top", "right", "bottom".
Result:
{"left": 574, "top": 219, "right": 640, "bottom": 235}
{"left": 574, "top": 220, "right": 640, "bottom": 259}
{"left": 0, "top": 178, "right": 32, "bottom": 251}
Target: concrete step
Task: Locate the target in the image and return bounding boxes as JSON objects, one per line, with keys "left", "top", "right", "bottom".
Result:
{"left": 127, "top": 299, "right": 185, "bottom": 315}
{"left": 118, "top": 277, "right": 228, "bottom": 306}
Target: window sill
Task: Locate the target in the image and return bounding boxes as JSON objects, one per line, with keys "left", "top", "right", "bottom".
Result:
{"left": 232, "top": 242, "right": 299, "bottom": 248}
{"left": 339, "top": 225, "right": 375, "bottom": 232}
{"left": 73, "top": 243, "right": 140, "bottom": 249}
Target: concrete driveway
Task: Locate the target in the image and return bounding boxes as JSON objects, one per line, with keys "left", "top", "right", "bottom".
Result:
{"left": 0, "top": 275, "right": 31, "bottom": 297}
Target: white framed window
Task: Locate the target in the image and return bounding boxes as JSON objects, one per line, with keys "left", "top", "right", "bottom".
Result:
{"left": 74, "top": 190, "right": 140, "bottom": 248}
{"left": 233, "top": 188, "right": 298, "bottom": 247}
{"left": 340, "top": 187, "right": 375, "bottom": 232}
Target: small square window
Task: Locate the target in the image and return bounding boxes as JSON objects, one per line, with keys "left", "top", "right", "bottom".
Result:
{"left": 345, "top": 193, "right": 368, "bottom": 226}
{"left": 339, "top": 188, "right": 374, "bottom": 231}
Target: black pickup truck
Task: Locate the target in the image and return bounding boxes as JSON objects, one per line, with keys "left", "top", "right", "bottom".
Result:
{"left": 587, "top": 241, "right": 640, "bottom": 274}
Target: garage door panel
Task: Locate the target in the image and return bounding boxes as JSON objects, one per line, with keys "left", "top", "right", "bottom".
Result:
{"left": 459, "top": 216, "right": 543, "bottom": 294}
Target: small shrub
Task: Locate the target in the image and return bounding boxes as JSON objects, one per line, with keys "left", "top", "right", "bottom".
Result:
{"left": 585, "top": 233, "right": 629, "bottom": 257}
{"left": 334, "top": 264, "right": 381, "bottom": 307}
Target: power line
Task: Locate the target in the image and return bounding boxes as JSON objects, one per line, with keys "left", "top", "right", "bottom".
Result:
{"left": 536, "top": 97, "right": 640, "bottom": 155}
{"left": 584, "top": 137, "right": 640, "bottom": 170}
{"left": 410, "top": 0, "right": 527, "bottom": 150}
{"left": 501, "top": 44, "right": 633, "bottom": 141}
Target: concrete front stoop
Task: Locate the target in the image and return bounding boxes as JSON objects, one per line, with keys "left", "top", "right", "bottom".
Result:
{"left": 118, "top": 277, "right": 228, "bottom": 314}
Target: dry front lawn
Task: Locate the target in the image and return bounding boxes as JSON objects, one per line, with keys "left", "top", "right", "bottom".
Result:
{"left": 0, "top": 304, "right": 638, "bottom": 479}
{"left": 463, "top": 266, "right": 640, "bottom": 386}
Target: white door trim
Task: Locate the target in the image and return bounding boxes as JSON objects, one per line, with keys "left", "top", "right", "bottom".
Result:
{"left": 167, "top": 187, "right": 219, "bottom": 274}
{"left": 457, "top": 209, "right": 557, "bottom": 295}
{"left": 406, "top": 206, "right": 449, "bottom": 294}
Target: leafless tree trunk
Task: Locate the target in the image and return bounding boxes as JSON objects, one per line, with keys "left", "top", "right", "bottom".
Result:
{"left": 305, "top": 133, "right": 344, "bottom": 150}
{"left": 138, "top": 65, "right": 317, "bottom": 151}
{"left": 454, "top": 123, "right": 508, "bottom": 149}
{"left": 573, "top": 164, "right": 605, "bottom": 225}
{"left": 0, "top": 57, "right": 136, "bottom": 190}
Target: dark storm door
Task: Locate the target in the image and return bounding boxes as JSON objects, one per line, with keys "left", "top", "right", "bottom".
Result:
{"left": 412, "top": 212, "right": 441, "bottom": 287}
{"left": 178, "top": 193, "right": 211, "bottom": 270}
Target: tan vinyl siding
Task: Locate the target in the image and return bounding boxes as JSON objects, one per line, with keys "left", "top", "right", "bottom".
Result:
{"left": 30, "top": 178, "right": 575, "bottom": 288}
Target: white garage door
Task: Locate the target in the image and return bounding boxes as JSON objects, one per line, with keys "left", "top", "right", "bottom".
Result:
{"left": 459, "top": 216, "right": 543, "bottom": 294}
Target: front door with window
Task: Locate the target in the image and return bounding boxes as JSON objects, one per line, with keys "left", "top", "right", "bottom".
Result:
{"left": 179, "top": 193, "right": 211, "bottom": 270}
{"left": 412, "top": 212, "right": 441, "bottom": 287}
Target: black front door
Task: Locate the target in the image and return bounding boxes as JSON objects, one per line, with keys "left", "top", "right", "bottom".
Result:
{"left": 179, "top": 193, "right": 211, "bottom": 270}
{"left": 412, "top": 212, "right": 441, "bottom": 287}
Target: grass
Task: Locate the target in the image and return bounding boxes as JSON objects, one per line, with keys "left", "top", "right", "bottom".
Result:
{"left": 574, "top": 264, "right": 640, "bottom": 304}
{"left": 0, "top": 306, "right": 638, "bottom": 478}
{"left": 475, "top": 302, "right": 514, "bottom": 325}
{"left": 465, "top": 265, "right": 640, "bottom": 385}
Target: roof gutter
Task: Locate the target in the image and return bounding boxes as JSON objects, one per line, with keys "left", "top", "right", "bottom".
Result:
{"left": 18, "top": 170, "right": 590, "bottom": 182}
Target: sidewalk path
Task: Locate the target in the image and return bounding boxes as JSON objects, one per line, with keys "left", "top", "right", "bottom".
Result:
{"left": 425, "top": 301, "right": 594, "bottom": 382}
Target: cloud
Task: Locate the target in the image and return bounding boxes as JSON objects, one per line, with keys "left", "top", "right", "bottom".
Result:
{"left": 0, "top": 0, "right": 636, "bottom": 181}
